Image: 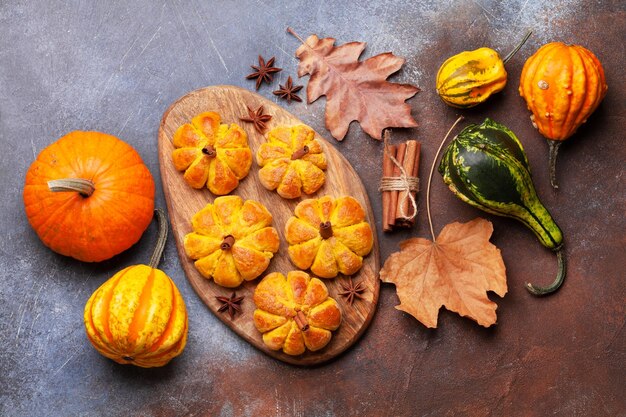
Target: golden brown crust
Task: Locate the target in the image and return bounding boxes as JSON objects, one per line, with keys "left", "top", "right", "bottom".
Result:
{"left": 256, "top": 125, "right": 326, "bottom": 199}
{"left": 172, "top": 112, "right": 252, "bottom": 195}
{"left": 253, "top": 271, "right": 342, "bottom": 355}
{"left": 184, "top": 196, "right": 279, "bottom": 288}
{"left": 285, "top": 196, "right": 373, "bottom": 278}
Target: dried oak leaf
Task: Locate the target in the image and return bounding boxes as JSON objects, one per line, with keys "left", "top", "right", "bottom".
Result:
{"left": 380, "top": 218, "right": 507, "bottom": 328}
{"left": 293, "top": 33, "right": 419, "bottom": 141}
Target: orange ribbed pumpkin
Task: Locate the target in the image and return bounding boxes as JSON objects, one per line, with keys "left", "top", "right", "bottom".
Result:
{"left": 23, "top": 131, "right": 155, "bottom": 261}
{"left": 519, "top": 42, "right": 608, "bottom": 188}
{"left": 84, "top": 210, "right": 188, "bottom": 368}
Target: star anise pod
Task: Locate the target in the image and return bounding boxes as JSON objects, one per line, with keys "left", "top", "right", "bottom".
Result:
{"left": 239, "top": 105, "right": 272, "bottom": 134}
{"left": 216, "top": 292, "right": 244, "bottom": 320}
{"left": 338, "top": 278, "right": 366, "bottom": 306}
{"left": 273, "top": 76, "right": 303, "bottom": 103}
{"left": 246, "top": 55, "right": 282, "bottom": 90}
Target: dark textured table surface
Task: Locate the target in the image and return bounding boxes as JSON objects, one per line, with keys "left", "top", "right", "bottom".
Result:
{"left": 1, "top": 1, "right": 624, "bottom": 416}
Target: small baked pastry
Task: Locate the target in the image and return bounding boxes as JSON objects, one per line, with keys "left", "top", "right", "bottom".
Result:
{"left": 184, "top": 196, "right": 280, "bottom": 288}
{"left": 172, "top": 112, "right": 252, "bottom": 195}
{"left": 256, "top": 124, "right": 326, "bottom": 199}
{"left": 285, "top": 196, "right": 373, "bottom": 278}
{"left": 253, "top": 271, "right": 342, "bottom": 355}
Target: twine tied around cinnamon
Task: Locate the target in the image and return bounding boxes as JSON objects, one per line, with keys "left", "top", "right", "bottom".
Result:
{"left": 379, "top": 130, "right": 420, "bottom": 222}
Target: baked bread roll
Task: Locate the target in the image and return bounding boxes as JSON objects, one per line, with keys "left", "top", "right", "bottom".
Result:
{"left": 285, "top": 196, "right": 373, "bottom": 278}
{"left": 256, "top": 124, "right": 326, "bottom": 199}
{"left": 184, "top": 196, "right": 280, "bottom": 287}
{"left": 172, "top": 112, "right": 252, "bottom": 195}
{"left": 253, "top": 271, "right": 342, "bottom": 355}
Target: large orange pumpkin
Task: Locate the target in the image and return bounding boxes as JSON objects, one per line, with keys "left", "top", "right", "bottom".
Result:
{"left": 84, "top": 210, "right": 188, "bottom": 368}
{"left": 519, "top": 42, "right": 608, "bottom": 188}
{"left": 23, "top": 131, "right": 155, "bottom": 262}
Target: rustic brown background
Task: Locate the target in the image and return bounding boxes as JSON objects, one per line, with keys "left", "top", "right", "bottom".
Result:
{"left": 1, "top": 1, "right": 624, "bottom": 416}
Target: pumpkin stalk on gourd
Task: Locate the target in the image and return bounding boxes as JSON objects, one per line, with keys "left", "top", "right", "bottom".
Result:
{"left": 47, "top": 178, "right": 96, "bottom": 197}
{"left": 149, "top": 208, "right": 168, "bottom": 269}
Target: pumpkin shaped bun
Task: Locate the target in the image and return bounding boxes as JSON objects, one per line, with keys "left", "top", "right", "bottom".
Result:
{"left": 172, "top": 112, "right": 252, "bottom": 195}
{"left": 184, "top": 196, "right": 280, "bottom": 288}
{"left": 256, "top": 125, "right": 327, "bottom": 199}
{"left": 23, "top": 131, "right": 155, "bottom": 262}
{"left": 253, "top": 271, "right": 342, "bottom": 356}
{"left": 285, "top": 196, "right": 373, "bottom": 278}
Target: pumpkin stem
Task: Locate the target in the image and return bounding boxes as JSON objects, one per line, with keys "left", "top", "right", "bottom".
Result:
{"left": 202, "top": 145, "right": 216, "bottom": 157}
{"left": 502, "top": 30, "right": 532, "bottom": 64}
{"left": 47, "top": 178, "right": 95, "bottom": 197}
{"left": 525, "top": 247, "right": 566, "bottom": 296}
{"left": 294, "top": 310, "right": 309, "bottom": 331}
{"left": 149, "top": 208, "right": 168, "bottom": 269}
{"left": 220, "top": 235, "right": 235, "bottom": 250}
{"left": 427, "top": 116, "right": 464, "bottom": 241}
{"left": 319, "top": 221, "right": 333, "bottom": 239}
{"left": 291, "top": 145, "right": 309, "bottom": 160}
{"left": 548, "top": 140, "right": 561, "bottom": 189}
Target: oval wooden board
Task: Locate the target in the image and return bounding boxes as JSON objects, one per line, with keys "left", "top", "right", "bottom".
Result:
{"left": 158, "top": 85, "right": 380, "bottom": 366}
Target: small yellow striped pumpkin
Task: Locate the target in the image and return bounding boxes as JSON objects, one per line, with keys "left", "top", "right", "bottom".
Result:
{"left": 436, "top": 32, "right": 531, "bottom": 108}
{"left": 436, "top": 47, "right": 508, "bottom": 109}
{"left": 84, "top": 210, "right": 188, "bottom": 368}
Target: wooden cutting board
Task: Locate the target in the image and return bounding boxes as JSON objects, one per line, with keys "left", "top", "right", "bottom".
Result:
{"left": 158, "top": 85, "right": 380, "bottom": 365}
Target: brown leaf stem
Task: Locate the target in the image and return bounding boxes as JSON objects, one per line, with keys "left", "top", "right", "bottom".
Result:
{"left": 426, "top": 116, "right": 465, "bottom": 241}
{"left": 286, "top": 27, "right": 307, "bottom": 46}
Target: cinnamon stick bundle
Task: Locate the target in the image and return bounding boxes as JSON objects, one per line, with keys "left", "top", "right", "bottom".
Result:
{"left": 381, "top": 139, "right": 421, "bottom": 231}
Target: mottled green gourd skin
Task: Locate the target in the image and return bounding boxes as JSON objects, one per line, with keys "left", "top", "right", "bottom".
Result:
{"left": 439, "top": 118, "right": 563, "bottom": 250}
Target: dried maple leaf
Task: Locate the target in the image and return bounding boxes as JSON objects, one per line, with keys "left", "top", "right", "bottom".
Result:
{"left": 380, "top": 218, "right": 507, "bottom": 328}
{"left": 288, "top": 28, "right": 419, "bottom": 141}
